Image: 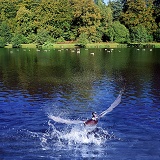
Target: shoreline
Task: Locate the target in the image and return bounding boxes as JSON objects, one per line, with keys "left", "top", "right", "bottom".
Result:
{"left": 4, "top": 42, "right": 160, "bottom": 49}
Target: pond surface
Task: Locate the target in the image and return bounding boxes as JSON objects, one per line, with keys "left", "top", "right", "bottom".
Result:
{"left": 0, "top": 48, "right": 160, "bottom": 159}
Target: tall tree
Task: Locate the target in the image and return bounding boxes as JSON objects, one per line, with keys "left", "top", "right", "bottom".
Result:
{"left": 34, "top": 0, "right": 73, "bottom": 40}
{"left": 0, "top": 0, "right": 18, "bottom": 31}
{"left": 109, "top": 0, "right": 123, "bottom": 21}
{"left": 94, "top": 0, "right": 113, "bottom": 41}
{"left": 71, "top": 0, "right": 101, "bottom": 41}
{"left": 0, "top": 22, "right": 12, "bottom": 47}
{"left": 153, "top": 0, "right": 160, "bottom": 25}
{"left": 18, "top": 0, "right": 40, "bottom": 10}
{"left": 130, "top": 25, "right": 153, "bottom": 42}
{"left": 153, "top": 0, "right": 160, "bottom": 41}
{"left": 107, "top": 21, "right": 130, "bottom": 43}
{"left": 121, "top": 0, "right": 157, "bottom": 34}
{"left": 15, "top": 6, "right": 35, "bottom": 36}
{"left": 0, "top": 0, "right": 18, "bottom": 20}
{"left": 95, "top": 0, "right": 112, "bottom": 26}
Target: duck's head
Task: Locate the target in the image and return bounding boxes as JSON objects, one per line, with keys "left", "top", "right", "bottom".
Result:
{"left": 92, "top": 112, "right": 98, "bottom": 119}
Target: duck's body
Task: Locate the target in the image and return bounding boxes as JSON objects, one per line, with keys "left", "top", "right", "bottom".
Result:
{"left": 84, "top": 112, "right": 98, "bottom": 126}
{"left": 84, "top": 118, "right": 98, "bottom": 126}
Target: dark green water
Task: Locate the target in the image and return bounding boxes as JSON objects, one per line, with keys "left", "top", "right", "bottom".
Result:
{"left": 1, "top": 48, "right": 159, "bottom": 95}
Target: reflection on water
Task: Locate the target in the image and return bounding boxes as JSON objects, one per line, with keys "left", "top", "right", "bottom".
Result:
{"left": 0, "top": 48, "right": 160, "bottom": 159}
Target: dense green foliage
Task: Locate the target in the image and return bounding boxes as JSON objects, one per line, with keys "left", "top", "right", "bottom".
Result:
{"left": 108, "top": 21, "right": 130, "bottom": 43}
{"left": 0, "top": 0, "right": 159, "bottom": 47}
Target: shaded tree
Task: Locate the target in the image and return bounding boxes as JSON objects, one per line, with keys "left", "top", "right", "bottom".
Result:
{"left": 11, "top": 33, "right": 28, "bottom": 48}
{"left": 154, "top": 27, "right": 160, "bottom": 42}
{"left": 153, "top": 0, "right": 160, "bottom": 25}
{"left": 36, "top": 28, "right": 49, "bottom": 45}
{"left": 109, "top": 0, "right": 124, "bottom": 21}
{"left": 0, "top": 22, "right": 12, "bottom": 44}
{"left": 0, "top": 37, "right": 5, "bottom": 47}
{"left": 95, "top": 0, "right": 113, "bottom": 41}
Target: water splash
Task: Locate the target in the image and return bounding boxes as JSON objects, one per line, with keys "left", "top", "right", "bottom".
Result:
{"left": 63, "top": 125, "right": 112, "bottom": 146}
{"left": 29, "top": 120, "right": 115, "bottom": 151}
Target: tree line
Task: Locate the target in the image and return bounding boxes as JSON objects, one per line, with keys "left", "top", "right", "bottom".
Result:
{"left": 0, "top": 0, "right": 159, "bottom": 47}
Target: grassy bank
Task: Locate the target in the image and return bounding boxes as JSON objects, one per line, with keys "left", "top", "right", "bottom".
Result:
{"left": 151, "top": 43, "right": 160, "bottom": 48}
{"left": 52, "top": 43, "right": 120, "bottom": 48}
{"left": 4, "top": 42, "right": 160, "bottom": 49}
{"left": 5, "top": 44, "right": 37, "bottom": 48}
{"left": 4, "top": 43, "right": 125, "bottom": 49}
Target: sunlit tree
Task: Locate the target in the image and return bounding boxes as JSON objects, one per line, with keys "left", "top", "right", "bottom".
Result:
{"left": 15, "top": 6, "right": 35, "bottom": 36}
{"left": 130, "top": 25, "right": 153, "bottom": 42}
{"left": 121, "top": 0, "right": 157, "bottom": 34}
{"left": 107, "top": 21, "right": 130, "bottom": 43}
{"left": 71, "top": 0, "right": 101, "bottom": 42}
{"left": 0, "top": 0, "right": 159, "bottom": 44}
{"left": 34, "top": 0, "right": 73, "bottom": 40}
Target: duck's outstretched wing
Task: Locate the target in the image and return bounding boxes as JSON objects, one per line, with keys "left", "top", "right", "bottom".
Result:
{"left": 49, "top": 92, "right": 122, "bottom": 124}
{"left": 49, "top": 115, "right": 84, "bottom": 125}
{"left": 98, "top": 92, "right": 122, "bottom": 118}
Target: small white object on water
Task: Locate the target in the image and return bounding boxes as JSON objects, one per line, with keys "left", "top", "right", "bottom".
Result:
{"left": 77, "top": 50, "right": 80, "bottom": 54}
{"left": 77, "top": 49, "right": 80, "bottom": 54}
